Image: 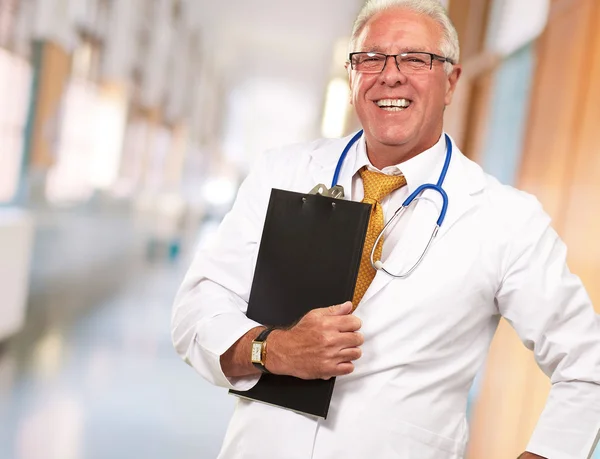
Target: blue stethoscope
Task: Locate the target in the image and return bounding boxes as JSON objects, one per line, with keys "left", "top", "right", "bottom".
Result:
{"left": 333, "top": 130, "right": 452, "bottom": 278}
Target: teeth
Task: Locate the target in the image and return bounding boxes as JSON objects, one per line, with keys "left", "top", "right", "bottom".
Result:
{"left": 376, "top": 99, "right": 411, "bottom": 108}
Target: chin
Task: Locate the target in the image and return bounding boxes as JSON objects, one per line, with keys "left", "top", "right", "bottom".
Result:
{"left": 373, "top": 131, "right": 414, "bottom": 147}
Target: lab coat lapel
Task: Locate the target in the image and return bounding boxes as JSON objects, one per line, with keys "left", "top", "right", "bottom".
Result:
{"left": 358, "top": 142, "right": 485, "bottom": 306}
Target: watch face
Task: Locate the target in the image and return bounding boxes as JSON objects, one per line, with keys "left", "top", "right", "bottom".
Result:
{"left": 251, "top": 342, "right": 262, "bottom": 363}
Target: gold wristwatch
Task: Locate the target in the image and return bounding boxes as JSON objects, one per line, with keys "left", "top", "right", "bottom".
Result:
{"left": 251, "top": 327, "right": 275, "bottom": 374}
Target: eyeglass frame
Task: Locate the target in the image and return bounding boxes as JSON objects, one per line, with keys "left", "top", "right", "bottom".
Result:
{"left": 348, "top": 51, "right": 456, "bottom": 73}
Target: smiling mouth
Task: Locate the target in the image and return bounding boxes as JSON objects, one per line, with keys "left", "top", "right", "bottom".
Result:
{"left": 375, "top": 98, "right": 412, "bottom": 111}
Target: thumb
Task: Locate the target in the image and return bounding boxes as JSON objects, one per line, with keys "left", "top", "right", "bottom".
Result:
{"left": 323, "top": 301, "right": 353, "bottom": 316}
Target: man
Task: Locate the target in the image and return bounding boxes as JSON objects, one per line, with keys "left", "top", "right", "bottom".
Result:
{"left": 171, "top": 0, "right": 600, "bottom": 458}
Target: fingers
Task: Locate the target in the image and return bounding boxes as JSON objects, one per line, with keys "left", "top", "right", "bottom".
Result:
{"left": 338, "top": 347, "right": 362, "bottom": 361}
{"left": 321, "top": 301, "right": 353, "bottom": 316}
{"left": 339, "top": 331, "right": 364, "bottom": 348}
{"left": 335, "top": 315, "right": 362, "bottom": 332}
{"left": 333, "top": 362, "right": 355, "bottom": 377}
{"left": 320, "top": 330, "right": 363, "bottom": 352}
{"left": 319, "top": 348, "right": 361, "bottom": 379}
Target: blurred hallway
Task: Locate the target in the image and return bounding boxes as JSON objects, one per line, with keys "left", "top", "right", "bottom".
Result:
{"left": 0, "top": 216, "right": 234, "bottom": 459}
{"left": 1, "top": 0, "right": 600, "bottom": 457}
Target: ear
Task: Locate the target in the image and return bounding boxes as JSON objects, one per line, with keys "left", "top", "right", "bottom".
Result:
{"left": 444, "top": 64, "right": 462, "bottom": 106}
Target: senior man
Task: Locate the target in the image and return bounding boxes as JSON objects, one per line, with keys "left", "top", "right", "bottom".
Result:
{"left": 171, "top": 0, "right": 600, "bottom": 458}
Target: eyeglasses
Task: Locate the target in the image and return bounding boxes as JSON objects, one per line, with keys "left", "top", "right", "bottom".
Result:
{"left": 348, "top": 52, "right": 455, "bottom": 74}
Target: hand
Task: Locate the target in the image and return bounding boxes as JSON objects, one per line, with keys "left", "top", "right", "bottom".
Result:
{"left": 518, "top": 452, "right": 547, "bottom": 459}
{"left": 266, "top": 301, "right": 363, "bottom": 380}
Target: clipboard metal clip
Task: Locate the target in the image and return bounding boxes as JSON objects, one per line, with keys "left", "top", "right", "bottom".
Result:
{"left": 308, "top": 184, "right": 345, "bottom": 199}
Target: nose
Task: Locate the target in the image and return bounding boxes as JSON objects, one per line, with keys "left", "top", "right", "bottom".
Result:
{"left": 379, "top": 55, "right": 408, "bottom": 86}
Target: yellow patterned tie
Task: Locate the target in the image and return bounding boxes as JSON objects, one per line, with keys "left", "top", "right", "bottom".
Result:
{"left": 352, "top": 167, "right": 407, "bottom": 308}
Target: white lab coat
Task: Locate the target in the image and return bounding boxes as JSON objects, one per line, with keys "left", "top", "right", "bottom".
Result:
{"left": 171, "top": 133, "right": 600, "bottom": 459}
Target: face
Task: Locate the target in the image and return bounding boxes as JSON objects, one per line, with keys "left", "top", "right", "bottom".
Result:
{"left": 348, "top": 8, "right": 462, "bottom": 161}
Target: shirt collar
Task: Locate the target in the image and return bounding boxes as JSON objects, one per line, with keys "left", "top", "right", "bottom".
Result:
{"left": 352, "top": 133, "right": 447, "bottom": 194}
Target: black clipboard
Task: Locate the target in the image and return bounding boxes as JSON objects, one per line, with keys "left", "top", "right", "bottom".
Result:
{"left": 229, "top": 188, "right": 371, "bottom": 418}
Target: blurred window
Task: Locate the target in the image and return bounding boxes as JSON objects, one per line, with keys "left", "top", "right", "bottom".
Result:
{"left": 0, "top": 47, "right": 31, "bottom": 203}
{"left": 113, "top": 117, "right": 151, "bottom": 197}
{"left": 486, "top": 0, "right": 549, "bottom": 56}
{"left": 45, "top": 77, "right": 128, "bottom": 205}
{"left": 45, "top": 78, "right": 98, "bottom": 205}
{"left": 72, "top": 38, "right": 101, "bottom": 81}
{"left": 480, "top": 45, "right": 535, "bottom": 185}
{"left": 46, "top": 32, "right": 128, "bottom": 205}
{"left": 0, "top": 0, "right": 19, "bottom": 50}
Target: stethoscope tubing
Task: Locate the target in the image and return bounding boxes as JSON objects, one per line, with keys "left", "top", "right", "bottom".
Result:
{"left": 331, "top": 130, "right": 364, "bottom": 189}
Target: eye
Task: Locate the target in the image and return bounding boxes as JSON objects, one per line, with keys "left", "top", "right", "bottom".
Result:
{"left": 361, "top": 54, "right": 383, "bottom": 61}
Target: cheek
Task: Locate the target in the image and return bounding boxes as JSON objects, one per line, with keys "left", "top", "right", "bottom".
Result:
{"left": 351, "top": 77, "right": 363, "bottom": 100}
{"left": 351, "top": 75, "right": 375, "bottom": 105}
{"left": 349, "top": 79, "right": 358, "bottom": 106}
{"left": 350, "top": 83, "right": 359, "bottom": 106}
{"left": 418, "top": 81, "right": 448, "bottom": 112}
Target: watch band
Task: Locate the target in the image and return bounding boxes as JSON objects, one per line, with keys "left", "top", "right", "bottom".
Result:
{"left": 252, "top": 327, "right": 276, "bottom": 374}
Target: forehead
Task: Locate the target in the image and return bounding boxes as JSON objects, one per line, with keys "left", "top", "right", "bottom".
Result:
{"left": 355, "top": 8, "right": 443, "bottom": 53}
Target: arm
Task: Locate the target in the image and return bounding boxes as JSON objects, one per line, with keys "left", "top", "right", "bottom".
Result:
{"left": 497, "top": 199, "right": 600, "bottom": 459}
{"left": 172, "top": 152, "right": 363, "bottom": 388}
{"left": 170, "top": 153, "right": 271, "bottom": 390}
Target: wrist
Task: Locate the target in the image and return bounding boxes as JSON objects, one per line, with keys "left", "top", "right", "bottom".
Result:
{"left": 221, "top": 326, "right": 264, "bottom": 378}
{"left": 264, "top": 328, "right": 287, "bottom": 375}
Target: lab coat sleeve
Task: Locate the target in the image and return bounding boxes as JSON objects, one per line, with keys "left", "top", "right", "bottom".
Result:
{"left": 171, "top": 151, "right": 274, "bottom": 391}
{"left": 496, "top": 197, "right": 600, "bottom": 459}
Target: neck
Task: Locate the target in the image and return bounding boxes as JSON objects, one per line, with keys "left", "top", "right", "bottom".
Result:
{"left": 365, "top": 133, "right": 442, "bottom": 170}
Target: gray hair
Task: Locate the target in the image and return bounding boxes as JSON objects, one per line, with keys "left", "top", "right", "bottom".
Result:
{"left": 349, "top": 0, "right": 460, "bottom": 74}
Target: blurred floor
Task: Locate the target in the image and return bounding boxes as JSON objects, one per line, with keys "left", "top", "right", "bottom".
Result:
{"left": 0, "top": 210, "right": 234, "bottom": 459}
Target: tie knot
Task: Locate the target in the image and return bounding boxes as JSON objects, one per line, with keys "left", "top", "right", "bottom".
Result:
{"left": 359, "top": 167, "right": 407, "bottom": 203}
